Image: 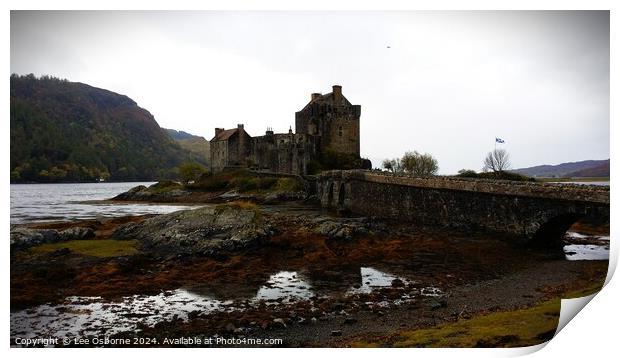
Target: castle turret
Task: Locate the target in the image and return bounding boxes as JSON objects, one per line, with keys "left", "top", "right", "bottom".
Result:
{"left": 295, "top": 85, "right": 360, "bottom": 156}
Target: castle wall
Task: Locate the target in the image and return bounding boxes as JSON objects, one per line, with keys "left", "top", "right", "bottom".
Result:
{"left": 323, "top": 114, "right": 360, "bottom": 155}
{"left": 251, "top": 133, "right": 318, "bottom": 175}
{"left": 210, "top": 140, "right": 228, "bottom": 172}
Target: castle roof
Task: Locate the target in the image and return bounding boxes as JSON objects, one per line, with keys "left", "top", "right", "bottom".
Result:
{"left": 299, "top": 87, "right": 353, "bottom": 112}
{"left": 211, "top": 128, "right": 238, "bottom": 141}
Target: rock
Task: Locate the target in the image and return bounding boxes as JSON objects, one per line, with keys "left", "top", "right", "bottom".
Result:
{"left": 272, "top": 318, "right": 287, "bottom": 328}
{"left": 10, "top": 227, "right": 70, "bottom": 250}
{"left": 111, "top": 205, "right": 272, "bottom": 256}
{"left": 60, "top": 227, "right": 95, "bottom": 241}
{"left": 429, "top": 299, "right": 448, "bottom": 310}
{"left": 331, "top": 330, "right": 342, "bottom": 337}
{"left": 225, "top": 323, "right": 236, "bottom": 332}
{"left": 310, "top": 317, "right": 318, "bottom": 324}
{"left": 312, "top": 219, "right": 371, "bottom": 240}
{"left": 11, "top": 226, "right": 95, "bottom": 250}
{"left": 263, "top": 193, "right": 280, "bottom": 205}
{"left": 111, "top": 183, "right": 191, "bottom": 201}
{"left": 391, "top": 278, "right": 405, "bottom": 287}
{"left": 332, "top": 302, "right": 346, "bottom": 311}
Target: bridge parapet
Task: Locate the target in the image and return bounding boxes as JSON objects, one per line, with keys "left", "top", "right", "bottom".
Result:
{"left": 318, "top": 170, "right": 609, "bottom": 204}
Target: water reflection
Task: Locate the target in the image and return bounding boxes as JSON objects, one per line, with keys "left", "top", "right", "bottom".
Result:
{"left": 564, "top": 245, "right": 609, "bottom": 261}
{"left": 563, "top": 231, "right": 610, "bottom": 261}
{"left": 254, "top": 271, "right": 314, "bottom": 303}
{"left": 347, "top": 267, "right": 406, "bottom": 294}
{"left": 10, "top": 267, "right": 433, "bottom": 340}
{"left": 11, "top": 289, "right": 231, "bottom": 340}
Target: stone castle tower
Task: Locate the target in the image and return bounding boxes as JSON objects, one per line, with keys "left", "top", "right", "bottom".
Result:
{"left": 295, "top": 85, "right": 361, "bottom": 156}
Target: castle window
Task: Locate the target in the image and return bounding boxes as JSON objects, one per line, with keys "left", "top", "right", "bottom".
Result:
{"left": 338, "top": 126, "right": 343, "bottom": 137}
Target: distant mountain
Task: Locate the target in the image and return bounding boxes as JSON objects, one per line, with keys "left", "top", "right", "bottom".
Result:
{"left": 164, "top": 128, "right": 210, "bottom": 164}
{"left": 10, "top": 74, "right": 207, "bottom": 183}
{"left": 565, "top": 161, "right": 610, "bottom": 177}
{"left": 165, "top": 128, "right": 199, "bottom": 141}
{"left": 512, "top": 159, "right": 609, "bottom": 178}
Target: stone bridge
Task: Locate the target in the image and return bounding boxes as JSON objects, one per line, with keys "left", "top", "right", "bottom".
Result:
{"left": 317, "top": 170, "right": 610, "bottom": 248}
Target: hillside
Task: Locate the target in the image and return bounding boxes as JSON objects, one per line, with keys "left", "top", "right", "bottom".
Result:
{"left": 165, "top": 128, "right": 199, "bottom": 141}
{"left": 164, "top": 128, "right": 210, "bottom": 163}
{"left": 565, "top": 161, "right": 610, "bottom": 177}
{"left": 10, "top": 74, "right": 206, "bottom": 183}
{"left": 512, "top": 159, "right": 609, "bottom": 178}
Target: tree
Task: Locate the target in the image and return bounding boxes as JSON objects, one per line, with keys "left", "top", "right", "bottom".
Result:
{"left": 401, "top": 151, "right": 439, "bottom": 176}
{"left": 178, "top": 162, "right": 207, "bottom": 184}
{"left": 483, "top": 148, "right": 511, "bottom": 173}
{"left": 382, "top": 158, "right": 403, "bottom": 173}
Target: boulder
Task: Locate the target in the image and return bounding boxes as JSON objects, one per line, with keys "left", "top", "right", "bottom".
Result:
{"left": 10, "top": 226, "right": 94, "bottom": 251}
{"left": 111, "top": 204, "right": 273, "bottom": 256}
{"left": 60, "top": 227, "right": 95, "bottom": 241}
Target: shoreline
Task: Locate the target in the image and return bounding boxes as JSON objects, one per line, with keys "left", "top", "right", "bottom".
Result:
{"left": 10, "top": 200, "right": 610, "bottom": 347}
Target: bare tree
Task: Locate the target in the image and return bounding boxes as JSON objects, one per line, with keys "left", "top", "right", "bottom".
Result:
{"left": 483, "top": 148, "right": 511, "bottom": 172}
{"left": 402, "top": 151, "right": 439, "bottom": 176}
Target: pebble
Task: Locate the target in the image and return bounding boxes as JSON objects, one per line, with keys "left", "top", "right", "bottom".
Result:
{"left": 272, "top": 318, "right": 287, "bottom": 328}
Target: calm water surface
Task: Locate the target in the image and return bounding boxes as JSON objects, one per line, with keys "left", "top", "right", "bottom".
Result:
{"left": 10, "top": 182, "right": 198, "bottom": 224}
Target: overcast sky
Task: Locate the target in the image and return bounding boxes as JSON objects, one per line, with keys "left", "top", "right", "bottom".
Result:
{"left": 10, "top": 11, "right": 609, "bottom": 174}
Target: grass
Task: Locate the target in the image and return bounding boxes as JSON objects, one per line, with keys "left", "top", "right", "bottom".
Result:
{"left": 215, "top": 201, "right": 263, "bottom": 223}
{"left": 187, "top": 169, "right": 304, "bottom": 194}
{"left": 393, "top": 300, "right": 561, "bottom": 347}
{"left": 30, "top": 240, "right": 139, "bottom": 258}
{"left": 148, "top": 180, "right": 184, "bottom": 193}
{"left": 351, "top": 282, "right": 604, "bottom": 348}
{"left": 222, "top": 200, "right": 260, "bottom": 211}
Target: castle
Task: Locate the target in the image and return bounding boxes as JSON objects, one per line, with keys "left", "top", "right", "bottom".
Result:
{"left": 210, "top": 85, "right": 365, "bottom": 175}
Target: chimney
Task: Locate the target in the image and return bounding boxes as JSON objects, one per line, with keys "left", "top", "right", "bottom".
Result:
{"left": 332, "top": 85, "right": 342, "bottom": 104}
{"left": 238, "top": 124, "right": 244, "bottom": 130}
{"left": 215, "top": 128, "right": 224, "bottom": 136}
{"left": 311, "top": 93, "right": 322, "bottom": 101}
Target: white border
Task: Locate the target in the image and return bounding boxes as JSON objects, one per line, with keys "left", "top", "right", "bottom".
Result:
{"left": 4, "top": 1, "right": 617, "bottom": 357}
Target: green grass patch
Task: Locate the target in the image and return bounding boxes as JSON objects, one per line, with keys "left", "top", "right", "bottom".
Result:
{"left": 215, "top": 200, "right": 263, "bottom": 223}
{"left": 394, "top": 300, "right": 561, "bottom": 347}
{"left": 30, "top": 240, "right": 139, "bottom": 258}
{"left": 188, "top": 169, "right": 303, "bottom": 194}
{"left": 274, "top": 177, "right": 302, "bottom": 192}
{"left": 148, "top": 180, "right": 184, "bottom": 193}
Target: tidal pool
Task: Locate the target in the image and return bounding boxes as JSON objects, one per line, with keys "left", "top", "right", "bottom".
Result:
{"left": 11, "top": 266, "right": 440, "bottom": 341}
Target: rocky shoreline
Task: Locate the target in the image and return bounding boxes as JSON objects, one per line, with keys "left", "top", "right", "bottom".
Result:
{"left": 10, "top": 183, "right": 610, "bottom": 348}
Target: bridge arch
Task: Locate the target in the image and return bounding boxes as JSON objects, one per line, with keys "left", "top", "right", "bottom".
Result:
{"left": 326, "top": 182, "right": 334, "bottom": 208}
{"left": 337, "top": 182, "right": 346, "bottom": 208}
{"left": 530, "top": 213, "right": 582, "bottom": 249}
